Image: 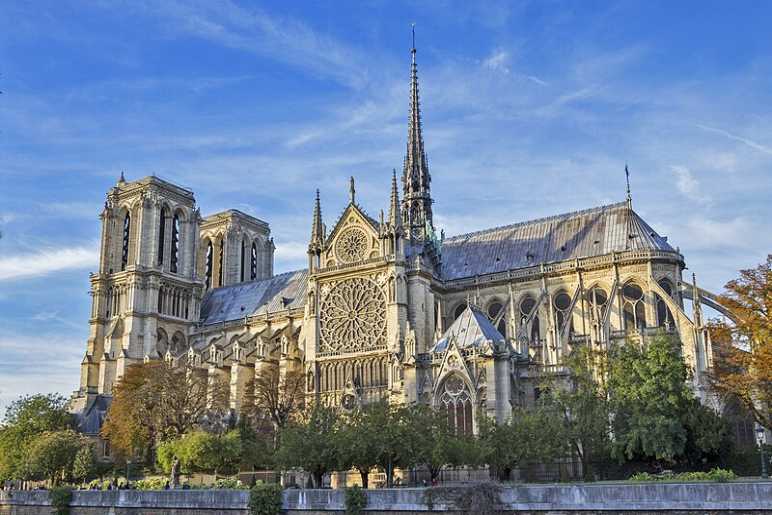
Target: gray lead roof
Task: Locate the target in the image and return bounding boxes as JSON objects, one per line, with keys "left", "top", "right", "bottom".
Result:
{"left": 431, "top": 305, "right": 505, "bottom": 353}
{"left": 199, "top": 269, "right": 308, "bottom": 325}
{"left": 440, "top": 202, "right": 675, "bottom": 281}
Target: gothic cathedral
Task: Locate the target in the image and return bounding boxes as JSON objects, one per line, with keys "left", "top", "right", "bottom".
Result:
{"left": 71, "top": 43, "right": 724, "bottom": 439}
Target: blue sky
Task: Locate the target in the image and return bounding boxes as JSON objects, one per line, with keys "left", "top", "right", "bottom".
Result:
{"left": 1, "top": 1, "right": 771, "bottom": 413}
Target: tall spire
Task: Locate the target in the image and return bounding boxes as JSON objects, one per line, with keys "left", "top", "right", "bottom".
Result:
{"left": 349, "top": 176, "right": 356, "bottom": 204}
{"left": 402, "top": 24, "right": 433, "bottom": 242}
{"left": 310, "top": 189, "right": 324, "bottom": 248}
{"left": 625, "top": 163, "right": 632, "bottom": 207}
{"left": 388, "top": 169, "right": 401, "bottom": 228}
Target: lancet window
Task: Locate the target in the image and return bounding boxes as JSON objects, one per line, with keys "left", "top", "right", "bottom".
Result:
{"left": 170, "top": 213, "right": 180, "bottom": 273}
{"left": 622, "top": 282, "right": 647, "bottom": 332}
{"left": 157, "top": 207, "right": 167, "bottom": 266}
{"left": 121, "top": 213, "right": 130, "bottom": 271}
{"left": 438, "top": 375, "right": 474, "bottom": 436}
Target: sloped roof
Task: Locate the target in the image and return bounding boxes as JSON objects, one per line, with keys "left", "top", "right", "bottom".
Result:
{"left": 74, "top": 395, "right": 112, "bottom": 435}
{"left": 200, "top": 269, "right": 308, "bottom": 325}
{"left": 431, "top": 305, "right": 505, "bottom": 353}
{"left": 441, "top": 202, "right": 675, "bottom": 281}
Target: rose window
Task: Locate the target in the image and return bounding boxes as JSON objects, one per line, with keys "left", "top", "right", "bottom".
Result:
{"left": 319, "top": 277, "right": 386, "bottom": 354}
{"left": 335, "top": 227, "right": 368, "bottom": 263}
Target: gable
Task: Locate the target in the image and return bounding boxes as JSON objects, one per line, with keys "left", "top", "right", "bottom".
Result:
{"left": 322, "top": 204, "right": 382, "bottom": 268}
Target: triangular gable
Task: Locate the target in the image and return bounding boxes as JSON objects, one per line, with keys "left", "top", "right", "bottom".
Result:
{"left": 322, "top": 203, "right": 382, "bottom": 267}
{"left": 431, "top": 305, "right": 504, "bottom": 354}
{"left": 433, "top": 339, "right": 474, "bottom": 397}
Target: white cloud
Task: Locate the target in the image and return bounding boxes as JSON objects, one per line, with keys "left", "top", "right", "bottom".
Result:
{"left": 696, "top": 124, "right": 772, "bottom": 156}
{"left": 482, "top": 49, "right": 511, "bottom": 74}
{"left": 0, "top": 245, "right": 98, "bottom": 281}
{"left": 671, "top": 165, "right": 709, "bottom": 203}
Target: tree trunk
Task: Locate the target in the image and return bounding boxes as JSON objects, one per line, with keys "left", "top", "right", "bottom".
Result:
{"left": 386, "top": 458, "right": 394, "bottom": 488}
{"left": 359, "top": 470, "right": 369, "bottom": 489}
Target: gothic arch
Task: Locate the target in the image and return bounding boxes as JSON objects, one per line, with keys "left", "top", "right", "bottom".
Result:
{"left": 435, "top": 373, "right": 475, "bottom": 435}
{"left": 622, "top": 280, "right": 647, "bottom": 332}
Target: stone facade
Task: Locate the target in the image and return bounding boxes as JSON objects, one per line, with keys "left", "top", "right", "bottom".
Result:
{"left": 70, "top": 43, "right": 728, "bottom": 440}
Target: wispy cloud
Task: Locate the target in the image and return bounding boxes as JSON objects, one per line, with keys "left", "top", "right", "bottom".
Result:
{"left": 670, "top": 165, "right": 710, "bottom": 204}
{"left": 0, "top": 245, "right": 98, "bottom": 281}
{"left": 696, "top": 124, "right": 772, "bottom": 156}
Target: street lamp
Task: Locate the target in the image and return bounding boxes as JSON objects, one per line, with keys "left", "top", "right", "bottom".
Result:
{"left": 756, "top": 425, "right": 768, "bottom": 479}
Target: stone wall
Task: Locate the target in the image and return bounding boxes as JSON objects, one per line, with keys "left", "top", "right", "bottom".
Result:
{"left": 2, "top": 482, "right": 771, "bottom": 514}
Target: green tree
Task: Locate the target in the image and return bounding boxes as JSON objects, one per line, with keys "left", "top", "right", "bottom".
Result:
{"left": 336, "top": 405, "right": 381, "bottom": 488}
{"left": 157, "top": 430, "right": 242, "bottom": 477}
{"left": 608, "top": 332, "right": 726, "bottom": 467}
{"left": 24, "top": 430, "right": 82, "bottom": 485}
{"left": 545, "top": 345, "right": 612, "bottom": 480}
{"left": 0, "top": 394, "right": 73, "bottom": 482}
{"left": 367, "top": 402, "right": 411, "bottom": 487}
{"left": 275, "top": 404, "right": 339, "bottom": 488}
{"left": 71, "top": 443, "right": 96, "bottom": 485}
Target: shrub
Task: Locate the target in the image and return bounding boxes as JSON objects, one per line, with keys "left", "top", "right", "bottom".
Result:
{"left": 49, "top": 486, "right": 73, "bottom": 515}
{"left": 629, "top": 471, "right": 656, "bottom": 481}
{"left": 628, "top": 468, "right": 736, "bottom": 482}
{"left": 214, "top": 477, "right": 246, "bottom": 489}
{"left": 134, "top": 477, "right": 168, "bottom": 490}
{"left": 345, "top": 485, "right": 367, "bottom": 515}
{"left": 249, "top": 483, "right": 283, "bottom": 515}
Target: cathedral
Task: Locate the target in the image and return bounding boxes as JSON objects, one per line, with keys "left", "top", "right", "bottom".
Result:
{"left": 71, "top": 42, "right": 725, "bottom": 442}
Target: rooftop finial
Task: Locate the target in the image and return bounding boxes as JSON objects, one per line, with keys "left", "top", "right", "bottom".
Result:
{"left": 349, "top": 176, "right": 356, "bottom": 204}
{"left": 119, "top": 171, "right": 126, "bottom": 184}
{"left": 625, "top": 162, "right": 632, "bottom": 206}
{"left": 411, "top": 23, "right": 416, "bottom": 54}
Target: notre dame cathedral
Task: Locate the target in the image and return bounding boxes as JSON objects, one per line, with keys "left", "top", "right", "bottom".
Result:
{"left": 71, "top": 43, "right": 726, "bottom": 442}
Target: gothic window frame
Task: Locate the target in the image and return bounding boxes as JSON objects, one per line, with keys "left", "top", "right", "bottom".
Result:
{"left": 585, "top": 285, "right": 609, "bottom": 322}
{"left": 170, "top": 212, "right": 181, "bottom": 274}
{"left": 486, "top": 299, "right": 507, "bottom": 337}
{"left": 436, "top": 373, "right": 474, "bottom": 436}
{"left": 204, "top": 240, "right": 213, "bottom": 289}
{"left": 217, "top": 238, "right": 224, "bottom": 287}
{"left": 519, "top": 295, "right": 540, "bottom": 342}
{"left": 157, "top": 206, "right": 167, "bottom": 266}
{"left": 250, "top": 242, "right": 258, "bottom": 280}
{"left": 240, "top": 238, "right": 246, "bottom": 282}
{"left": 553, "top": 290, "right": 574, "bottom": 334}
{"left": 656, "top": 278, "right": 675, "bottom": 329}
{"left": 622, "top": 281, "right": 647, "bottom": 332}
{"left": 121, "top": 212, "right": 131, "bottom": 271}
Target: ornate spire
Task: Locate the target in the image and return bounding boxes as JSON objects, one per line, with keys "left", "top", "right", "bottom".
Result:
{"left": 349, "top": 176, "right": 356, "bottom": 204}
{"left": 309, "top": 189, "right": 324, "bottom": 250}
{"left": 625, "top": 163, "right": 632, "bottom": 207}
{"left": 402, "top": 24, "right": 433, "bottom": 242}
{"left": 388, "top": 169, "right": 401, "bottom": 228}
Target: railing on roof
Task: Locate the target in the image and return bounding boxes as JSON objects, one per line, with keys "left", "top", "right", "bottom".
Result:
{"left": 315, "top": 255, "right": 395, "bottom": 275}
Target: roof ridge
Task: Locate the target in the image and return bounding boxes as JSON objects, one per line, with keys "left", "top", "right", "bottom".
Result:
{"left": 444, "top": 201, "right": 628, "bottom": 242}
{"left": 205, "top": 268, "right": 308, "bottom": 294}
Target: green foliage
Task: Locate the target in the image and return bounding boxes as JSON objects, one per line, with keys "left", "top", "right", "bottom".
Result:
{"left": 213, "top": 477, "right": 247, "bottom": 489}
{"left": 249, "top": 483, "right": 283, "bottom": 515}
{"left": 25, "top": 430, "right": 83, "bottom": 485}
{"left": 344, "top": 485, "right": 367, "bottom": 515}
{"left": 275, "top": 404, "right": 339, "bottom": 488}
{"left": 71, "top": 443, "right": 96, "bottom": 484}
{"left": 629, "top": 468, "right": 736, "bottom": 482}
{"left": 608, "top": 333, "right": 728, "bottom": 467}
{"left": 423, "top": 483, "right": 501, "bottom": 515}
{"left": 49, "top": 486, "right": 73, "bottom": 515}
{"left": 157, "top": 430, "right": 242, "bottom": 476}
{"left": 238, "top": 418, "right": 274, "bottom": 470}
{"left": 0, "top": 394, "right": 72, "bottom": 481}
{"left": 134, "top": 477, "right": 169, "bottom": 490}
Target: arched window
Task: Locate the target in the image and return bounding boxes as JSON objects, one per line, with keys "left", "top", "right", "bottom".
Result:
{"left": 585, "top": 286, "right": 608, "bottom": 322}
{"left": 121, "top": 213, "right": 131, "bottom": 270}
{"left": 157, "top": 207, "right": 167, "bottom": 266}
{"left": 240, "top": 239, "right": 246, "bottom": 282}
{"left": 205, "top": 241, "right": 213, "bottom": 289}
{"left": 553, "top": 291, "right": 573, "bottom": 334}
{"left": 438, "top": 375, "right": 474, "bottom": 436}
{"left": 217, "top": 239, "right": 224, "bottom": 287}
{"left": 170, "top": 213, "right": 180, "bottom": 273}
{"left": 250, "top": 242, "right": 258, "bottom": 280}
{"left": 453, "top": 302, "right": 467, "bottom": 320}
{"left": 520, "top": 296, "right": 541, "bottom": 342}
{"left": 656, "top": 279, "right": 675, "bottom": 329}
{"left": 486, "top": 301, "right": 506, "bottom": 337}
{"left": 622, "top": 283, "right": 647, "bottom": 332}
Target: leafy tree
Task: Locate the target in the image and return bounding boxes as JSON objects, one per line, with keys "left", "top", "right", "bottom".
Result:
{"left": 157, "top": 430, "right": 242, "bottom": 476}
{"left": 238, "top": 418, "right": 275, "bottom": 471}
{"left": 545, "top": 345, "right": 612, "bottom": 480}
{"left": 365, "top": 401, "right": 412, "bottom": 487}
{"left": 336, "top": 405, "right": 381, "bottom": 488}
{"left": 709, "top": 255, "right": 772, "bottom": 432}
{"left": 24, "top": 430, "right": 82, "bottom": 485}
{"left": 0, "top": 394, "right": 73, "bottom": 482}
{"left": 71, "top": 443, "right": 97, "bottom": 485}
{"left": 275, "top": 403, "right": 339, "bottom": 488}
{"left": 101, "top": 361, "right": 229, "bottom": 463}
{"left": 608, "top": 333, "right": 725, "bottom": 467}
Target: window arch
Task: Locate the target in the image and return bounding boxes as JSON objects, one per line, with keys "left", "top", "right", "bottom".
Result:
{"left": 250, "top": 242, "right": 258, "bottom": 280}
{"left": 157, "top": 207, "right": 167, "bottom": 266}
{"left": 622, "top": 282, "right": 647, "bottom": 332}
{"left": 553, "top": 291, "right": 573, "bottom": 334}
{"left": 217, "top": 239, "right": 224, "bottom": 287}
{"left": 437, "top": 375, "right": 474, "bottom": 435}
{"left": 486, "top": 300, "right": 506, "bottom": 337}
{"left": 204, "top": 241, "right": 213, "bottom": 289}
{"left": 520, "top": 296, "right": 540, "bottom": 342}
{"left": 170, "top": 213, "right": 181, "bottom": 273}
{"left": 121, "top": 212, "right": 131, "bottom": 271}
{"left": 656, "top": 279, "right": 675, "bottom": 328}
{"left": 585, "top": 286, "right": 608, "bottom": 322}
{"left": 453, "top": 302, "right": 467, "bottom": 320}
{"left": 240, "top": 239, "right": 246, "bottom": 282}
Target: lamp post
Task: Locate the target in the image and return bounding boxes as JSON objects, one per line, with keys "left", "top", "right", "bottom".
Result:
{"left": 756, "top": 425, "right": 768, "bottom": 479}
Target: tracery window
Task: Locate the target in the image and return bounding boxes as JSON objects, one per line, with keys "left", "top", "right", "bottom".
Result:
{"left": 622, "top": 282, "right": 647, "bottom": 332}
{"left": 438, "top": 375, "right": 474, "bottom": 436}
{"left": 121, "top": 213, "right": 131, "bottom": 270}
{"left": 205, "top": 241, "right": 213, "bottom": 289}
{"left": 520, "top": 296, "right": 540, "bottom": 342}
{"left": 453, "top": 302, "right": 467, "bottom": 320}
{"left": 217, "top": 239, "right": 224, "bottom": 287}
{"left": 486, "top": 301, "right": 506, "bottom": 337}
{"left": 250, "top": 242, "right": 257, "bottom": 280}
{"left": 157, "top": 207, "right": 167, "bottom": 266}
{"left": 553, "top": 291, "right": 573, "bottom": 334}
{"left": 656, "top": 279, "right": 675, "bottom": 329}
{"left": 318, "top": 277, "right": 387, "bottom": 354}
{"left": 170, "top": 213, "right": 180, "bottom": 273}
{"left": 585, "top": 287, "right": 608, "bottom": 322}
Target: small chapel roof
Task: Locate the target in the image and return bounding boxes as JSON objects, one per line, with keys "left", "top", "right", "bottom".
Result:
{"left": 431, "top": 305, "right": 505, "bottom": 353}
{"left": 199, "top": 269, "right": 308, "bottom": 325}
{"left": 440, "top": 201, "right": 675, "bottom": 281}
